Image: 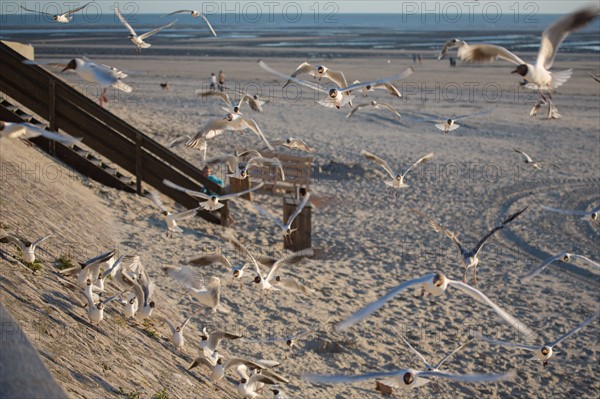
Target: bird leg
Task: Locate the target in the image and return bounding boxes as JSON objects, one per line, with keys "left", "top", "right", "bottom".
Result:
{"left": 547, "top": 99, "right": 561, "bottom": 119}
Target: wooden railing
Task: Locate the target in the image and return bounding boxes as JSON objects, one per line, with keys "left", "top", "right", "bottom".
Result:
{"left": 0, "top": 42, "right": 229, "bottom": 225}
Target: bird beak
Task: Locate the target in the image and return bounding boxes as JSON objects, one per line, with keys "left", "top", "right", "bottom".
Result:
{"left": 510, "top": 68, "right": 519, "bottom": 74}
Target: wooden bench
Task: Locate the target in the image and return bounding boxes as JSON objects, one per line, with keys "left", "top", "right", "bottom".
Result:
{"left": 250, "top": 150, "right": 312, "bottom": 196}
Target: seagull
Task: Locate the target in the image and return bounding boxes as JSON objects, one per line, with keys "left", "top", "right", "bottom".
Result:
{"left": 115, "top": 7, "right": 176, "bottom": 52}
{"left": 147, "top": 190, "right": 199, "bottom": 237}
{"left": 351, "top": 79, "right": 402, "bottom": 97}
{"left": 163, "top": 179, "right": 264, "bottom": 211}
{"left": 162, "top": 10, "right": 217, "bottom": 36}
{"left": 270, "top": 389, "right": 288, "bottom": 399}
{"left": 283, "top": 62, "right": 349, "bottom": 89}
{"left": 185, "top": 113, "right": 274, "bottom": 150}
{"left": 0, "top": 121, "right": 81, "bottom": 145}
{"left": 479, "top": 313, "right": 598, "bottom": 367}
{"left": 269, "top": 137, "right": 316, "bottom": 153}
{"left": 20, "top": 2, "right": 91, "bottom": 23}
{"left": 513, "top": 149, "right": 558, "bottom": 170}
{"left": 302, "top": 368, "right": 516, "bottom": 390}
{"left": 167, "top": 135, "right": 208, "bottom": 159}
{"left": 156, "top": 315, "right": 192, "bottom": 350}
{"left": 254, "top": 192, "right": 311, "bottom": 242}
{"left": 415, "top": 110, "right": 492, "bottom": 133}
{"left": 189, "top": 356, "right": 266, "bottom": 383}
{"left": 401, "top": 337, "right": 472, "bottom": 373}
{"left": 0, "top": 233, "right": 51, "bottom": 264}
{"left": 438, "top": 6, "right": 600, "bottom": 118}
{"left": 238, "top": 374, "right": 279, "bottom": 398}
{"left": 228, "top": 156, "right": 285, "bottom": 181}
{"left": 259, "top": 60, "right": 413, "bottom": 109}
{"left": 173, "top": 271, "right": 223, "bottom": 314}
{"left": 59, "top": 249, "right": 117, "bottom": 289}
{"left": 521, "top": 252, "right": 599, "bottom": 283}
{"left": 414, "top": 207, "right": 528, "bottom": 285}
{"left": 252, "top": 249, "right": 315, "bottom": 294}
{"left": 199, "top": 328, "right": 244, "bottom": 357}
{"left": 198, "top": 90, "right": 265, "bottom": 113}
{"left": 361, "top": 150, "right": 433, "bottom": 189}
{"left": 347, "top": 101, "right": 402, "bottom": 119}
{"left": 541, "top": 204, "right": 600, "bottom": 223}
{"left": 83, "top": 279, "right": 123, "bottom": 325}
{"left": 336, "top": 272, "right": 533, "bottom": 338}
{"left": 245, "top": 316, "right": 331, "bottom": 349}
{"left": 122, "top": 270, "right": 156, "bottom": 319}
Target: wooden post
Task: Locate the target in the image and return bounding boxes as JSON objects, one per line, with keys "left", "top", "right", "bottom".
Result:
{"left": 48, "top": 79, "right": 56, "bottom": 154}
{"left": 229, "top": 176, "right": 252, "bottom": 200}
{"left": 220, "top": 203, "right": 231, "bottom": 227}
{"left": 283, "top": 194, "right": 312, "bottom": 251}
{"left": 135, "top": 131, "right": 142, "bottom": 195}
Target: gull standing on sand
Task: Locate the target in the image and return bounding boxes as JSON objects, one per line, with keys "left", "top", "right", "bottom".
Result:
{"left": 162, "top": 10, "right": 217, "bottom": 36}
{"left": 238, "top": 374, "right": 279, "bottom": 398}
{"left": 163, "top": 179, "right": 265, "bottom": 211}
{"left": 270, "top": 137, "right": 316, "bottom": 153}
{"left": 156, "top": 315, "right": 192, "bottom": 350}
{"left": 115, "top": 7, "right": 176, "bottom": 52}
{"left": 336, "top": 272, "right": 533, "bottom": 338}
{"left": 478, "top": 313, "right": 598, "bottom": 367}
{"left": 438, "top": 6, "right": 600, "bottom": 118}
{"left": 521, "top": 252, "right": 599, "bottom": 283}
{"left": 361, "top": 150, "right": 433, "bottom": 189}
{"left": 0, "top": 233, "right": 52, "bottom": 264}
{"left": 283, "top": 62, "right": 349, "bottom": 89}
{"left": 513, "top": 149, "right": 558, "bottom": 170}
{"left": 541, "top": 204, "right": 600, "bottom": 223}
{"left": 254, "top": 192, "right": 311, "bottom": 243}
{"left": 259, "top": 60, "right": 413, "bottom": 109}
{"left": 147, "top": 190, "right": 199, "bottom": 237}
{"left": 347, "top": 101, "right": 402, "bottom": 119}
{"left": 83, "top": 279, "right": 123, "bottom": 325}
{"left": 415, "top": 110, "right": 491, "bottom": 133}
{"left": 414, "top": 207, "right": 528, "bottom": 285}
{"left": 20, "top": 2, "right": 91, "bottom": 23}
{"left": 0, "top": 121, "right": 81, "bottom": 145}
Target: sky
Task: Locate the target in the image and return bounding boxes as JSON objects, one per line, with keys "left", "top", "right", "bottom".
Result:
{"left": 3, "top": 1, "right": 595, "bottom": 14}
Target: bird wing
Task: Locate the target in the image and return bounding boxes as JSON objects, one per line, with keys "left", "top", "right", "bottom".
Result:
{"left": 541, "top": 205, "right": 592, "bottom": 216}
{"left": 340, "top": 67, "right": 414, "bottom": 94}
{"left": 0, "top": 235, "right": 25, "bottom": 252}
{"left": 345, "top": 103, "right": 371, "bottom": 119}
{"left": 537, "top": 5, "right": 600, "bottom": 70}
{"left": 198, "top": 14, "right": 218, "bottom": 37}
{"left": 417, "top": 369, "right": 516, "bottom": 384}
{"left": 478, "top": 335, "right": 538, "bottom": 351}
{"left": 265, "top": 248, "right": 314, "bottom": 283}
{"left": 163, "top": 10, "right": 193, "bottom": 16}
{"left": 139, "top": 20, "right": 177, "bottom": 40}
{"left": 259, "top": 60, "right": 328, "bottom": 94}
{"left": 453, "top": 109, "right": 493, "bottom": 121}
{"left": 166, "top": 135, "right": 191, "bottom": 148}
{"left": 14, "top": 122, "right": 80, "bottom": 144}
{"left": 336, "top": 274, "right": 435, "bottom": 331}
{"left": 378, "top": 102, "right": 402, "bottom": 118}
{"left": 520, "top": 252, "right": 566, "bottom": 283}
{"left": 20, "top": 6, "right": 55, "bottom": 17}
{"left": 31, "top": 234, "right": 52, "bottom": 248}
{"left": 245, "top": 157, "right": 283, "bottom": 179}
{"left": 242, "top": 95, "right": 264, "bottom": 112}
{"left": 253, "top": 203, "right": 286, "bottom": 230}
{"left": 360, "top": 150, "right": 396, "bottom": 179}
{"left": 412, "top": 209, "right": 464, "bottom": 254}
{"left": 402, "top": 152, "right": 434, "bottom": 178}
{"left": 324, "top": 68, "right": 349, "bottom": 88}
{"left": 549, "top": 313, "right": 598, "bottom": 347}
{"left": 219, "top": 181, "right": 265, "bottom": 200}
{"left": 180, "top": 315, "right": 193, "bottom": 331}
{"left": 302, "top": 370, "right": 407, "bottom": 384}
{"left": 239, "top": 117, "right": 274, "bottom": 150}
{"left": 571, "top": 254, "right": 600, "bottom": 268}
{"left": 147, "top": 190, "right": 168, "bottom": 213}
{"left": 471, "top": 207, "right": 527, "bottom": 257}
{"left": 173, "top": 208, "right": 199, "bottom": 220}
{"left": 156, "top": 315, "right": 177, "bottom": 335}
{"left": 64, "top": 2, "right": 91, "bottom": 16}
{"left": 207, "top": 331, "right": 243, "bottom": 352}
{"left": 434, "top": 340, "right": 472, "bottom": 370}
{"left": 283, "top": 62, "right": 315, "bottom": 88}
{"left": 274, "top": 277, "right": 314, "bottom": 295}
{"left": 186, "top": 253, "right": 232, "bottom": 269}
{"left": 401, "top": 337, "right": 433, "bottom": 370}
{"left": 448, "top": 279, "right": 533, "bottom": 338}
{"left": 162, "top": 179, "right": 211, "bottom": 200}
{"left": 380, "top": 82, "right": 401, "bottom": 97}
{"left": 286, "top": 192, "right": 311, "bottom": 227}
{"left": 513, "top": 149, "right": 534, "bottom": 163}
{"left": 188, "top": 356, "right": 215, "bottom": 370}
{"left": 224, "top": 358, "right": 266, "bottom": 372}
{"left": 114, "top": 8, "right": 137, "bottom": 36}
{"left": 458, "top": 44, "right": 525, "bottom": 65}
{"left": 199, "top": 90, "right": 232, "bottom": 107}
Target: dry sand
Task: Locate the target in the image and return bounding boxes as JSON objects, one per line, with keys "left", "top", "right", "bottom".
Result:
{"left": 0, "top": 47, "right": 599, "bottom": 399}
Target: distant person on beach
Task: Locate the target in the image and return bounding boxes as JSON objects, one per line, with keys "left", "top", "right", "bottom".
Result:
{"left": 449, "top": 57, "right": 456, "bottom": 67}
{"left": 412, "top": 54, "right": 417, "bottom": 63}
{"left": 417, "top": 54, "right": 422, "bottom": 64}
{"left": 218, "top": 70, "right": 225, "bottom": 91}
{"left": 201, "top": 166, "right": 223, "bottom": 195}
{"left": 209, "top": 72, "right": 217, "bottom": 90}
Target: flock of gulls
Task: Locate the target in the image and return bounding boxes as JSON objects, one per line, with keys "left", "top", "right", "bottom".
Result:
{"left": 1, "top": 4, "right": 599, "bottom": 399}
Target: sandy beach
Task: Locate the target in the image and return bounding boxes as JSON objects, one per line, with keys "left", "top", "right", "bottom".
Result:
{"left": 1, "top": 12, "right": 599, "bottom": 399}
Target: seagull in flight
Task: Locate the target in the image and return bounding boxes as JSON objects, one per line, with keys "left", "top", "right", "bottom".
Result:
{"left": 254, "top": 192, "right": 311, "bottom": 243}
{"left": 361, "top": 150, "right": 433, "bottom": 189}
{"left": 259, "top": 60, "right": 413, "bottom": 109}
{"left": 521, "top": 252, "right": 599, "bottom": 283}
{"left": 414, "top": 207, "right": 528, "bottom": 285}
{"left": 347, "top": 101, "right": 402, "bottom": 120}
{"left": 20, "top": 2, "right": 91, "bottom": 23}
{"left": 163, "top": 179, "right": 264, "bottom": 211}
{"left": 283, "top": 62, "right": 349, "bottom": 89}
{"left": 0, "top": 121, "right": 81, "bottom": 145}
{"left": 401, "top": 337, "right": 472, "bottom": 373}
{"left": 513, "top": 149, "right": 558, "bottom": 171}
{"left": 541, "top": 204, "right": 600, "bottom": 223}
{"left": 336, "top": 272, "right": 533, "bottom": 338}
{"left": 162, "top": 10, "right": 217, "bottom": 36}
{"left": 156, "top": 315, "right": 193, "bottom": 351}
{"left": 228, "top": 156, "right": 285, "bottom": 181}
{"left": 147, "top": 190, "right": 199, "bottom": 237}
{"left": 478, "top": 313, "right": 598, "bottom": 367}
{"left": 414, "top": 110, "right": 492, "bottom": 133}
{"left": 115, "top": 7, "right": 177, "bottom": 52}
{"left": 351, "top": 79, "right": 402, "bottom": 97}
{"left": 438, "top": 6, "right": 600, "bottom": 118}
{"left": 269, "top": 137, "right": 316, "bottom": 153}
{"left": 198, "top": 90, "right": 266, "bottom": 113}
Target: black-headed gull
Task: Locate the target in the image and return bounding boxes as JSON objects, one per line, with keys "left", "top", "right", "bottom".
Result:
{"left": 414, "top": 207, "right": 528, "bottom": 285}
{"left": 228, "top": 156, "right": 284, "bottom": 181}
{"left": 259, "top": 60, "right": 413, "bottom": 109}
{"left": 238, "top": 374, "right": 279, "bottom": 398}
{"left": 337, "top": 272, "right": 533, "bottom": 338}
{"left": 165, "top": 269, "right": 223, "bottom": 314}
{"left": 541, "top": 204, "right": 600, "bottom": 223}
{"left": 198, "top": 90, "right": 265, "bottom": 113}
{"left": 185, "top": 113, "right": 273, "bottom": 150}
{"left": 115, "top": 7, "right": 176, "bottom": 52}
{"left": 521, "top": 252, "right": 599, "bottom": 283}
{"left": 352, "top": 79, "right": 402, "bottom": 97}
{"left": 347, "top": 101, "right": 401, "bottom": 119}
{"left": 156, "top": 315, "right": 192, "bottom": 351}
{"left": 361, "top": 150, "right": 433, "bottom": 189}
{"left": 254, "top": 192, "right": 311, "bottom": 242}
{"left": 415, "top": 110, "right": 491, "bottom": 133}
{"left": 20, "top": 2, "right": 91, "bottom": 23}
{"left": 162, "top": 10, "right": 216, "bottom": 36}
{"left": 283, "top": 62, "right": 349, "bottom": 89}
{"left": 478, "top": 313, "right": 598, "bottom": 367}
{"left": 0, "top": 233, "right": 51, "bottom": 264}
{"left": 269, "top": 137, "right": 315, "bottom": 153}
{"left": 122, "top": 269, "right": 155, "bottom": 319}
{"left": 189, "top": 356, "right": 266, "bottom": 383}
{"left": 199, "top": 327, "right": 243, "bottom": 357}
{"left": 513, "top": 149, "right": 558, "bottom": 170}
{"left": 438, "top": 6, "right": 600, "bottom": 118}
{"left": 252, "top": 249, "right": 315, "bottom": 294}
{"left": 0, "top": 121, "right": 81, "bottom": 145}
{"left": 163, "top": 179, "right": 264, "bottom": 211}
{"left": 83, "top": 280, "right": 123, "bottom": 325}
{"left": 147, "top": 190, "right": 199, "bottom": 237}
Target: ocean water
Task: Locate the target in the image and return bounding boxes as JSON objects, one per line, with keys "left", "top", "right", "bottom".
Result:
{"left": 1, "top": 12, "right": 598, "bottom": 53}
